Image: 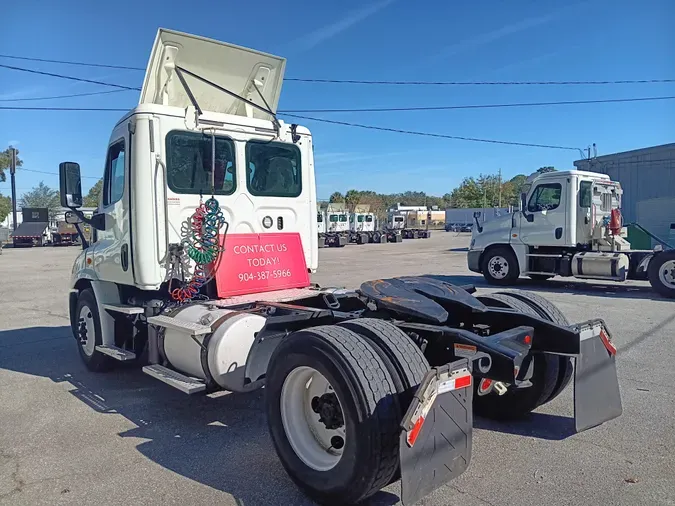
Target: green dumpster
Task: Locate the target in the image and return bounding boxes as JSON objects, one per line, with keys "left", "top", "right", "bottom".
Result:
{"left": 627, "top": 224, "right": 652, "bottom": 250}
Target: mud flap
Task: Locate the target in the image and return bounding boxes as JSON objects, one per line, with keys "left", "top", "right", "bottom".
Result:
{"left": 573, "top": 319, "right": 622, "bottom": 432}
{"left": 399, "top": 359, "right": 473, "bottom": 506}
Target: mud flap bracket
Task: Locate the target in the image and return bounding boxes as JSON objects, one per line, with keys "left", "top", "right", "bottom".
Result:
{"left": 573, "top": 319, "right": 622, "bottom": 432}
{"left": 399, "top": 359, "right": 473, "bottom": 506}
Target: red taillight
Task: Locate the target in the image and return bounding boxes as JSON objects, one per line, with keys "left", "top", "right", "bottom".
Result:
{"left": 524, "top": 334, "right": 532, "bottom": 345}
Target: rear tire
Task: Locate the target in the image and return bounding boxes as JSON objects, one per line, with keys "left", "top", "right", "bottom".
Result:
{"left": 647, "top": 251, "right": 675, "bottom": 299}
{"left": 482, "top": 246, "right": 520, "bottom": 285}
{"left": 474, "top": 293, "right": 559, "bottom": 419}
{"left": 265, "top": 325, "right": 400, "bottom": 505}
{"left": 337, "top": 318, "right": 429, "bottom": 485}
{"left": 494, "top": 291, "right": 574, "bottom": 404}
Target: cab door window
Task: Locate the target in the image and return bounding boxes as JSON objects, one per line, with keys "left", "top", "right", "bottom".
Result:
{"left": 103, "top": 140, "right": 126, "bottom": 206}
{"left": 527, "top": 183, "right": 562, "bottom": 212}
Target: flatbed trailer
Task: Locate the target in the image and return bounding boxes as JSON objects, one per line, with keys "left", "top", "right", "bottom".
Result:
{"left": 58, "top": 28, "right": 623, "bottom": 506}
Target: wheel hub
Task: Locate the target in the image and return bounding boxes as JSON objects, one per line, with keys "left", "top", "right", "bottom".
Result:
{"left": 311, "top": 393, "right": 344, "bottom": 430}
{"left": 660, "top": 260, "right": 675, "bottom": 287}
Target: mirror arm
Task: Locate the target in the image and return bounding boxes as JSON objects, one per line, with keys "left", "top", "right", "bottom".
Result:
{"left": 72, "top": 222, "right": 89, "bottom": 249}
{"left": 68, "top": 207, "right": 106, "bottom": 231}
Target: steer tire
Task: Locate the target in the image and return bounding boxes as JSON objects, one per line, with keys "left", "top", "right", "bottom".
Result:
{"left": 481, "top": 246, "right": 520, "bottom": 286}
{"left": 648, "top": 251, "right": 675, "bottom": 299}
{"left": 265, "top": 325, "right": 400, "bottom": 505}
{"left": 495, "top": 290, "right": 574, "bottom": 404}
{"left": 75, "top": 289, "right": 113, "bottom": 373}
{"left": 474, "top": 293, "right": 559, "bottom": 420}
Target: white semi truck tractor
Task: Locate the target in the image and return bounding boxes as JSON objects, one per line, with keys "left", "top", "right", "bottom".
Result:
{"left": 60, "top": 28, "right": 623, "bottom": 506}
{"left": 468, "top": 170, "right": 675, "bottom": 298}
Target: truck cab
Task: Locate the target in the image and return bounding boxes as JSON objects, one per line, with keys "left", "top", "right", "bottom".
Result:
{"left": 468, "top": 169, "right": 675, "bottom": 297}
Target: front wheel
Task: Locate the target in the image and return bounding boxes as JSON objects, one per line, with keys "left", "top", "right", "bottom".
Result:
{"left": 265, "top": 326, "right": 400, "bottom": 505}
{"left": 481, "top": 246, "right": 520, "bottom": 285}
{"left": 648, "top": 251, "right": 675, "bottom": 298}
{"left": 75, "top": 289, "right": 113, "bottom": 372}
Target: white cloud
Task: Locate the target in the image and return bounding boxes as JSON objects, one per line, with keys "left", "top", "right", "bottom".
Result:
{"left": 292, "top": 0, "right": 396, "bottom": 52}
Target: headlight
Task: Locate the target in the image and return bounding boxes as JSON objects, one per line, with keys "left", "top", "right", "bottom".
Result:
{"left": 262, "top": 216, "right": 273, "bottom": 229}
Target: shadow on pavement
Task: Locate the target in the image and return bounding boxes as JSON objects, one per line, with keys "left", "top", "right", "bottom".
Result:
{"left": 0, "top": 325, "right": 399, "bottom": 506}
{"left": 474, "top": 413, "right": 576, "bottom": 441}
{"left": 420, "top": 273, "right": 666, "bottom": 301}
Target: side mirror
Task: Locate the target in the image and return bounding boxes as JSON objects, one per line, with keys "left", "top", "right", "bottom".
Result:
{"left": 59, "top": 162, "right": 83, "bottom": 208}
{"left": 64, "top": 211, "right": 82, "bottom": 225}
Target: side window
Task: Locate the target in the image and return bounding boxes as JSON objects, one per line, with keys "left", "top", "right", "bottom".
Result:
{"left": 365, "top": 215, "right": 373, "bottom": 223}
{"left": 528, "top": 183, "right": 562, "bottom": 212}
{"left": 317, "top": 213, "right": 323, "bottom": 222}
{"left": 329, "top": 214, "right": 338, "bottom": 222}
{"left": 103, "top": 140, "right": 126, "bottom": 206}
{"left": 246, "top": 140, "right": 301, "bottom": 197}
{"left": 357, "top": 215, "right": 364, "bottom": 223}
{"left": 579, "top": 181, "right": 592, "bottom": 208}
{"left": 166, "top": 131, "right": 236, "bottom": 196}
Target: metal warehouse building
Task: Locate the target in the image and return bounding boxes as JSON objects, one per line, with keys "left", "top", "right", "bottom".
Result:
{"left": 574, "top": 143, "right": 675, "bottom": 247}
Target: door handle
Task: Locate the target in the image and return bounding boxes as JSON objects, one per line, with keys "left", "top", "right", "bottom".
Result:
{"left": 121, "top": 243, "right": 129, "bottom": 271}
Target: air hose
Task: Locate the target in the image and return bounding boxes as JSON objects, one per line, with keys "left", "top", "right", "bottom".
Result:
{"left": 171, "top": 196, "right": 228, "bottom": 303}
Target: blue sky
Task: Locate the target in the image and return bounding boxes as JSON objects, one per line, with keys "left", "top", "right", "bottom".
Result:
{"left": 1, "top": 0, "right": 673, "bottom": 201}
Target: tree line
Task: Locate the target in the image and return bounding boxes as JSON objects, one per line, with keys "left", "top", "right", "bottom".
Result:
{"left": 0, "top": 146, "right": 101, "bottom": 224}
{"left": 327, "top": 167, "right": 557, "bottom": 218}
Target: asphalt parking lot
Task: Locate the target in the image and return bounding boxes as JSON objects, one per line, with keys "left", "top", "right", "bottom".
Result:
{"left": 1, "top": 233, "right": 674, "bottom": 506}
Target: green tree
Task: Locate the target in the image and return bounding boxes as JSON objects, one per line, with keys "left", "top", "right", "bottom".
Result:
{"left": 20, "top": 182, "right": 61, "bottom": 219}
{"left": 0, "top": 194, "right": 11, "bottom": 223}
{"left": 84, "top": 179, "right": 103, "bottom": 207}
{"left": 0, "top": 146, "right": 23, "bottom": 183}
{"left": 537, "top": 166, "right": 556, "bottom": 174}
{"left": 329, "top": 191, "right": 344, "bottom": 203}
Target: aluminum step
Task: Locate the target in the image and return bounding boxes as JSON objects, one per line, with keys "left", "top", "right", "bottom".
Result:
{"left": 95, "top": 345, "right": 137, "bottom": 361}
{"left": 102, "top": 303, "right": 144, "bottom": 315}
{"left": 146, "top": 314, "right": 212, "bottom": 336}
{"left": 142, "top": 364, "right": 206, "bottom": 394}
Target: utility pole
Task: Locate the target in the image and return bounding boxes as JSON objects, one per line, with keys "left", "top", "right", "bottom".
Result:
{"left": 498, "top": 168, "right": 502, "bottom": 208}
{"left": 9, "top": 147, "right": 17, "bottom": 231}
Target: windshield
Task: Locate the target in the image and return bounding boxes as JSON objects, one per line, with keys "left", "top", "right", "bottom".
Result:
{"left": 357, "top": 215, "right": 364, "bottom": 222}
{"left": 329, "top": 214, "right": 338, "bottom": 222}
{"left": 366, "top": 215, "right": 373, "bottom": 222}
{"left": 246, "top": 140, "right": 301, "bottom": 197}
{"left": 339, "top": 215, "right": 347, "bottom": 222}
{"left": 317, "top": 213, "right": 323, "bottom": 222}
{"left": 394, "top": 217, "right": 404, "bottom": 223}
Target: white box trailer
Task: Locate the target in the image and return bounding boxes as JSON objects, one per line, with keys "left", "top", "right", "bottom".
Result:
{"left": 57, "top": 28, "right": 623, "bottom": 506}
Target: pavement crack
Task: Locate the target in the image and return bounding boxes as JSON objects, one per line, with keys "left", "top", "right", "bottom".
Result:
{"left": 450, "top": 484, "right": 498, "bottom": 506}
{"left": 0, "top": 449, "right": 25, "bottom": 499}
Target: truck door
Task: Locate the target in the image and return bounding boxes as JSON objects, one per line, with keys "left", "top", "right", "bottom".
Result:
{"left": 519, "top": 180, "right": 568, "bottom": 247}
{"left": 94, "top": 129, "right": 135, "bottom": 285}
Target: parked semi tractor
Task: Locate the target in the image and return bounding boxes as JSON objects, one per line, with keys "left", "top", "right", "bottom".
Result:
{"left": 317, "top": 204, "right": 349, "bottom": 247}
{"left": 59, "top": 29, "right": 622, "bottom": 506}
{"left": 468, "top": 169, "right": 675, "bottom": 298}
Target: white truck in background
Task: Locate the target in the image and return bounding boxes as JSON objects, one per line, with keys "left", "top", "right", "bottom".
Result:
{"left": 468, "top": 170, "right": 675, "bottom": 298}
{"left": 57, "top": 28, "right": 624, "bottom": 506}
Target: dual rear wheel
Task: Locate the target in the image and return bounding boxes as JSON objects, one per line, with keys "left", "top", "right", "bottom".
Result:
{"left": 265, "top": 320, "right": 429, "bottom": 505}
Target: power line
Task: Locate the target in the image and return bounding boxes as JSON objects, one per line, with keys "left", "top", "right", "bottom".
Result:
{"left": 18, "top": 168, "right": 100, "bottom": 180}
{"left": 285, "top": 77, "right": 675, "bottom": 86}
{"left": 0, "top": 63, "right": 141, "bottom": 91}
{"left": 0, "top": 106, "right": 129, "bottom": 112}
{"left": 0, "top": 89, "right": 130, "bottom": 103}
{"left": 0, "top": 53, "right": 145, "bottom": 71}
{"left": 281, "top": 95, "right": 675, "bottom": 113}
{"left": 282, "top": 113, "right": 580, "bottom": 151}
{"left": 6, "top": 94, "right": 674, "bottom": 114}
{"left": 0, "top": 53, "right": 673, "bottom": 87}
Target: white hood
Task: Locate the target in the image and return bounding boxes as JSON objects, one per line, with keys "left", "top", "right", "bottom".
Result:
{"left": 140, "top": 28, "right": 286, "bottom": 119}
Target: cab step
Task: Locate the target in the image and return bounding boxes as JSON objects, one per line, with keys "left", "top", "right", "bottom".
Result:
{"left": 146, "top": 314, "right": 212, "bottom": 336}
{"left": 142, "top": 364, "right": 206, "bottom": 394}
{"left": 95, "top": 345, "right": 136, "bottom": 361}
{"left": 102, "top": 303, "right": 145, "bottom": 315}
